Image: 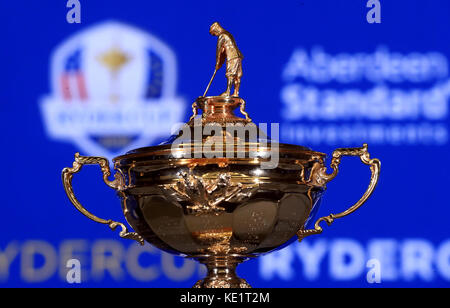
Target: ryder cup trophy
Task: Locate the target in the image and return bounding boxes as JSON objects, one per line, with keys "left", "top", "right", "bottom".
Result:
{"left": 62, "top": 22, "right": 380, "bottom": 288}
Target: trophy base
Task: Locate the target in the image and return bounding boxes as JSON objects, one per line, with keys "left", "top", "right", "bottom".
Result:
{"left": 191, "top": 255, "right": 252, "bottom": 288}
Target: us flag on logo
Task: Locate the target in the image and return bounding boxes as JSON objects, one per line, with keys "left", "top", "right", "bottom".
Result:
{"left": 61, "top": 49, "right": 87, "bottom": 101}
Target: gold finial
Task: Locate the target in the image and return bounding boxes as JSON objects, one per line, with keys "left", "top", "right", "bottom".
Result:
{"left": 203, "top": 22, "right": 243, "bottom": 97}
{"left": 98, "top": 46, "right": 130, "bottom": 74}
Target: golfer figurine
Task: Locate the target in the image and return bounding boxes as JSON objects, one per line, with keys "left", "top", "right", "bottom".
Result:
{"left": 203, "top": 22, "right": 244, "bottom": 97}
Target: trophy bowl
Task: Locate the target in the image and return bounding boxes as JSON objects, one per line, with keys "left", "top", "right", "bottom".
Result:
{"left": 62, "top": 24, "right": 380, "bottom": 288}
{"left": 62, "top": 97, "right": 380, "bottom": 288}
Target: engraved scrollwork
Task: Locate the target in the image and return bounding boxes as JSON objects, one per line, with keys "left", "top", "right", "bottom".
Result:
{"left": 189, "top": 101, "right": 198, "bottom": 122}
{"left": 114, "top": 161, "right": 128, "bottom": 190}
{"left": 239, "top": 99, "right": 252, "bottom": 122}
{"left": 193, "top": 277, "right": 250, "bottom": 288}
{"left": 62, "top": 153, "right": 144, "bottom": 245}
{"left": 164, "top": 170, "right": 258, "bottom": 215}
{"left": 307, "top": 161, "right": 329, "bottom": 187}
{"left": 193, "top": 279, "right": 251, "bottom": 288}
{"left": 298, "top": 144, "right": 381, "bottom": 241}
{"left": 305, "top": 154, "right": 333, "bottom": 187}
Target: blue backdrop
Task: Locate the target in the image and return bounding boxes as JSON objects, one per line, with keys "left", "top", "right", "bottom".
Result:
{"left": 1, "top": 0, "right": 449, "bottom": 288}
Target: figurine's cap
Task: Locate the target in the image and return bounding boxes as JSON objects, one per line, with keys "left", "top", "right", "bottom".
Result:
{"left": 210, "top": 22, "right": 223, "bottom": 33}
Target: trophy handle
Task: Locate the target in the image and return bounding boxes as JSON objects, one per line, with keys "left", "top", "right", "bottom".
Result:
{"left": 297, "top": 144, "right": 381, "bottom": 242}
{"left": 62, "top": 153, "right": 144, "bottom": 245}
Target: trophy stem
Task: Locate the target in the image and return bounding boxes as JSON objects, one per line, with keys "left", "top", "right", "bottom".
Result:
{"left": 192, "top": 255, "right": 251, "bottom": 288}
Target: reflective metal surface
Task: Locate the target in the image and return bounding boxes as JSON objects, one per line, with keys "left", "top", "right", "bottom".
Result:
{"left": 62, "top": 23, "right": 381, "bottom": 288}
{"left": 204, "top": 22, "right": 243, "bottom": 97}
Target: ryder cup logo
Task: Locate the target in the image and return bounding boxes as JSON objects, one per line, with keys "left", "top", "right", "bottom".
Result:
{"left": 40, "top": 21, "right": 185, "bottom": 158}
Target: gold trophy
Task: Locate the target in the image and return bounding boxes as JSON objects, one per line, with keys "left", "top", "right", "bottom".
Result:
{"left": 62, "top": 22, "right": 380, "bottom": 288}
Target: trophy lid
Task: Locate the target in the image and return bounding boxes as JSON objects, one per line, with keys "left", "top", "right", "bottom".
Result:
{"left": 112, "top": 22, "right": 325, "bottom": 166}
{"left": 113, "top": 94, "right": 324, "bottom": 166}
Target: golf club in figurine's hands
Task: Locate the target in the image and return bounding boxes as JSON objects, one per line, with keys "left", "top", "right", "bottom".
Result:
{"left": 62, "top": 22, "right": 381, "bottom": 288}
{"left": 204, "top": 22, "right": 243, "bottom": 97}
